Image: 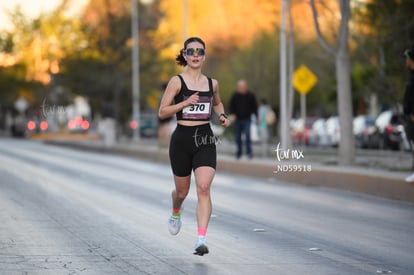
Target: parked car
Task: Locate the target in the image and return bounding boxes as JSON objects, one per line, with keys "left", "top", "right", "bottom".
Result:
{"left": 68, "top": 116, "right": 90, "bottom": 133}
{"left": 291, "top": 117, "right": 317, "bottom": 145}
{"left": 308, "top": 118, "right": 330, "bottom": 147}
{"left": 127, "top": 112, "right": 158, "bottom": 138}
{"left": 374, "top": 110, "right": 405, "bottom": 150}
{"left": 353, "top": 115, "right": 377, "bottom": 149}
{"left": 325, "top": 116, "right": 340, "bottom": 147}
{"left": 10, "top": 115, "right": 26, "bottom": 137}
{"left": 250, "top": 114, "right": 260, "bottom": 143}
{"left": 26, "top": 117, "right": 49, "bottom": 135}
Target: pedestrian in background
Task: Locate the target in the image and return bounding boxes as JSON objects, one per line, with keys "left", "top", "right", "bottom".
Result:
{"left": 100, "top": 96, "right": 116, "bottom": 148}
{"left": 158, "top": 37, "right": 231, "bottom": 256}
{"left": 229, "top": 79, "right": 258, "bottom": 159}
{"left": 257, "top": 98, "right": 275, "bottom": 157}
{"left": 402, "top": 47, "right": 414, "bottom": 182}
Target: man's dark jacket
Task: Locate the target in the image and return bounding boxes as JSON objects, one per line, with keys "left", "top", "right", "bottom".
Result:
{"left": 229, "top": 92, "right": 258, "bottom": 120}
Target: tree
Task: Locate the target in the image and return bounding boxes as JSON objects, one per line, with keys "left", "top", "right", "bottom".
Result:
{"left": 0, "top": 7, "right": 51, "bottom": 109}
{"left": 352, "top": 0, "right": 414, "bottom": 110}
{"left": 310, "top": 0, "right": 354, "bottom": 165}
{"left": 59, "top": 0, "right": 168, "bottom": 124}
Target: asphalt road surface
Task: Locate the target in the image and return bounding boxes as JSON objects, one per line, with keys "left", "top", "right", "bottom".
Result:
{"left": 0, "top": 138, "right": 413, "bottom": 275}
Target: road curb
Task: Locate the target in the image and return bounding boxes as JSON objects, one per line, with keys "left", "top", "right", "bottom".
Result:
{"left": 217, "top": 159, "right": 414, "bottom": 202}
{"left": 45, "top": 140, "right": 414, "bottom": 203}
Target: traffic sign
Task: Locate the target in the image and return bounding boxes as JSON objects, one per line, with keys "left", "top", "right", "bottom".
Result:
{"left": 293, "top": 65, "right": 318, "bottom": 95}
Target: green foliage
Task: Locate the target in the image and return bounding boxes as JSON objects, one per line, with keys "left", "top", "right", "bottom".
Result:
{"left": 0, "top": 32, "right": 14, "bottom": 53}
{"left": 57, "top": 0, "right": 173, "bottom": 123}
{"left": 2, "top": 0, "right": 413, "bottom": 126}
{"left": 0, "top": 65, "right": 29, "bottom": 106}
{"left": 211, "top": 29, "right": 337, "bottom": 118}
{"left": 352, "top": 0, "right": 414, "bottom": 111}
{"left": 208, "top": 32, "right": 280, "bottom": 111}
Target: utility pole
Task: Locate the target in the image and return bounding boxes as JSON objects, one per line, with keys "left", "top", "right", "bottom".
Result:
{"left": 279, "top": 0, "right": 288, "bottom": 149}
{"left": 131, "top": 0, "right": 141, "bottom": 141}
{"left": 183, "top": 0, "right": 188, "bottom": 41}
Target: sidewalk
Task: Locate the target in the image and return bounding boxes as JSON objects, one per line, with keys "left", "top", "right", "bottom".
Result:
{"left": 39, "top": 134, "right": 414, "bottom": 203}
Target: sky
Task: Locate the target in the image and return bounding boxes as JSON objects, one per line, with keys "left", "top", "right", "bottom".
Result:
{"left": 0, "top": 0, "right": 88, "bottom": 30}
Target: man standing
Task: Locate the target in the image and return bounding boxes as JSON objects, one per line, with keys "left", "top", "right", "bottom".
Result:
{"left": 403, "top": 48, "right": 414, "bottom": 182}
{"left": 229, "top": 79, "right": 258, "bottom": 159}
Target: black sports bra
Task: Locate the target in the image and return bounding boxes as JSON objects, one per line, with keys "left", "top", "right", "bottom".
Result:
{"left": 174, "top": 75, "right": 214, "bottom": 121}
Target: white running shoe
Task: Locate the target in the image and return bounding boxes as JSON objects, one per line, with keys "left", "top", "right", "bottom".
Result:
{"left": 193, "top": 238, "right": 209, "bottom": 256}
{"left": 168, "top": 216, "right": 181, "bottom": 235}
{"left": 405, "top": 173, "right": 414, "bottom": 183}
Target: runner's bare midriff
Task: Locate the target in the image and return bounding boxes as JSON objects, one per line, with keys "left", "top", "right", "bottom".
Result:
{"left": 177, "top": 120, "right": 210, "bottom": 127}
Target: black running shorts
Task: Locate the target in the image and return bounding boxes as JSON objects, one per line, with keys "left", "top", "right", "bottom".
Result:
{"left": 169, "top": 124, "right": 217, "bottom": 177}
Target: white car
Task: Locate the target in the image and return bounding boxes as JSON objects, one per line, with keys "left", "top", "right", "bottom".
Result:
{"left": 308, "top": 118, "right": 330, "bottom": 147}
{"left": 325, "top": 116, "right": 340, "bottom": 147}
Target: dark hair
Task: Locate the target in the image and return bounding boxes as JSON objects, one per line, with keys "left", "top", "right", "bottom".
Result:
{"left": 176, "top": 37, "right": 206, "bottom": 66}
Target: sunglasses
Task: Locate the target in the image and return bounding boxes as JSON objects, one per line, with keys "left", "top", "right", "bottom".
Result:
{"left": 184, "top": 48, "right": 205, "bottom": 56}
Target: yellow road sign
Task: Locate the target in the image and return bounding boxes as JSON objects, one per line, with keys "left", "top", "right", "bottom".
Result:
{"left": 293, "top": 65, "right": 318, "bottom": 95}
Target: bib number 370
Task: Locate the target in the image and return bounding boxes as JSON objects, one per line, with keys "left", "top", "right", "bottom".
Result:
{"left": 183, "top": 102, "right": 210, "bottom": 114}
{"left": 189, "top": 104, "right": 205, "bottom": 112}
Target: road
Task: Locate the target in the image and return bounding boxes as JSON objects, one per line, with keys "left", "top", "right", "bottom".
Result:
{"left": 0, "top": 138, "right": 413, "bottom": 275}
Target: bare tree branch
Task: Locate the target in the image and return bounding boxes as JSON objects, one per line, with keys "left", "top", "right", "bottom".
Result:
{"left": 310, "top": 0, "right": 336, "bottom": 56}
{"left": 320, "top": 0, "right": 340, "bottom": 43}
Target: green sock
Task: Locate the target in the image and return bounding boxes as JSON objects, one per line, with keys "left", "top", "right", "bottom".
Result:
{"left": 172, "top": 208, "right": 181, "bottom": 218}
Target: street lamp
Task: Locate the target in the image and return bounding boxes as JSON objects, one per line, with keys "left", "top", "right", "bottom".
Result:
{"left": 279, "top": 0, "right": 289, "bottom": 149}
{"left": 131, "top": 0, "right": 153, "bottom": 141}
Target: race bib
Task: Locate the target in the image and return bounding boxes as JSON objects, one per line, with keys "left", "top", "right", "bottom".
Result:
{"left": 182, "top": 95, "right": 212, "bottom": 120}
{"left": 183, "top": 102, "right": 211, "bottom": 115}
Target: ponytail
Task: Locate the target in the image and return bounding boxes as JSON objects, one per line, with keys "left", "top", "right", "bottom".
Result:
{"left": 176, "top": 49, "right": 187, "bottom": 66}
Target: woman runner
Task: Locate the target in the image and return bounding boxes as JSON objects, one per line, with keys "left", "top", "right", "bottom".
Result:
{"left": 158, "top": 37, "right": 231, "bottom": 256}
